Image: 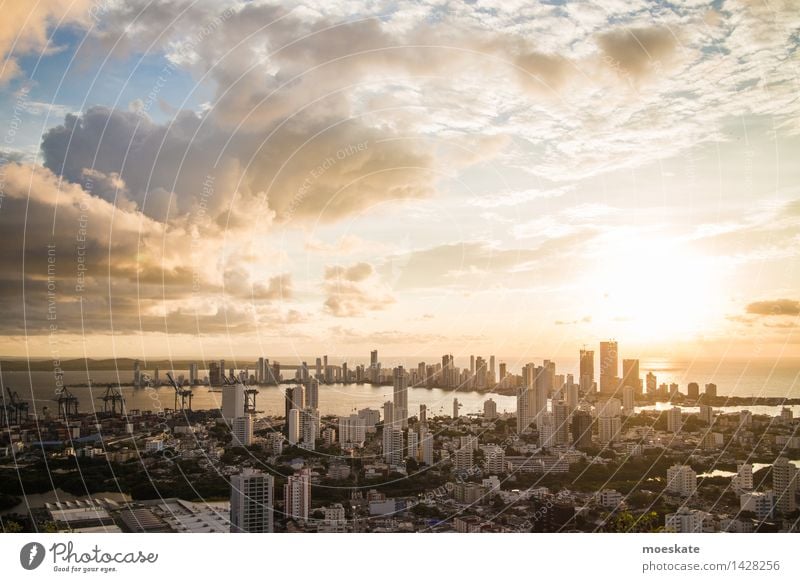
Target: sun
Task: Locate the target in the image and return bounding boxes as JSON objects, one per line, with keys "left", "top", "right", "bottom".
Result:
{"left": 587, "top": 236, "right": 725, "bottom": 343}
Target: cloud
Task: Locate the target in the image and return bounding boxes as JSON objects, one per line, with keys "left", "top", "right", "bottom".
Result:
{"left": 323, "top": 262, "right": 395, "bottom": 317}
{"left": 0, "top": 162, "right": 300, "bottom": 336}
{"left": 555, "top": 316, "right": 592, "bottom": 325}
{"left": 0, "top": 0, "right": 90, "bottom": 85}
{"left": 746, "top": 299, "right": 800, "bottom": 317}
{"left": 41, "top": 105, "right": 436, "bottom": 225}
{"left": 597, "top": 26, "right": 678, "bottom": 81}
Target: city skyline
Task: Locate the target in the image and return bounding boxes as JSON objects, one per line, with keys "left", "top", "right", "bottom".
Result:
{"left": 0, "top": 2, "right": 798, "bottom": 362}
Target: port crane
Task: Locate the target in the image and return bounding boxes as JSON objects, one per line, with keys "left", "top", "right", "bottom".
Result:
{"left": 55, "top": 387, "right": 79, "bottom": 421}
{"left": 166, "top": 372, "right": 193, "bottom": 412}
{"left": 2, "top": 387, "right": 29, "bottom": 426}
{"left": 98, "top": 385, "right": 126, "bottom": 416}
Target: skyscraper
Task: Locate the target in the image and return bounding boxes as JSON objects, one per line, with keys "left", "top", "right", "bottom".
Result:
{"left": 773, "top": 456, "right": 798, "bottom": 514}
{"left": 667, "top": 406, "right": 682, "bottom": 433}
{"left": 338, "top": 414, "right": 366, "bottom": 447}
{"left": 572, "top": 411, "right": 593, "bottom": 450}
{"left": 599, "top": 341, "right": 618, "bottom": 396}
{"left": 231, "top": 415, "right": 253, "bottom": 447}
{"left": 621, "top": 359, "right": 640, "bottom": 393}
{"left": 287, "top": 409, "right": 301, "bottom": 444}
{"left": 483, "top": 398, "right": 497, "bottom": 420}
{"left": 517, "top": 385, "right": 534, "bottom": 434}
{"left": 566, "top": 376, "right": 579, "bottom": 412}
{"left": 305, "top": 378, "right": 319, "bottom": 410}
{"left": 370, "top": 350, "right": 379, "bottom": 383}
{"left": 579, "top": 348, "right": 594, "bottom": 393}
{"left": 646, "top": 372, "right": 657, "bottom": 395}
{"left": 393, "top": 366, "right": 408, "bottom": 429}
{"left": 230, "top": 469, "right": 274, "bottom": 533}
{"left": 284, "top": 386, "right": 305, "bottom": 437}
{"left": 420, "top": 427, "right": 434, "bottom": 466}
{"left": 552, "top": 402, "right": 570, "bottom": 445}
{"left": 622, "top": 386, "right": 635, "bottom": 415}
{"left": 189, "top": 362, "right": 199, "bottom": 385}
{"left": 222, "top": 380, "right": 246, "bottom": 421}
{"left": 284, "top": 468, "right": 311, "bottom": 521}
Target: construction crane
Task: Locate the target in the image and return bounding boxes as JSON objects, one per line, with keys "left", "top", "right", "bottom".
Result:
{"left": 166, "top": 372, "right": 193, "bottom": 412}
{"left": 55, "top": 387, "right": 79, "bottom": 421}
{"left": 98, "top": 385, "right": 125, "bottom": 416}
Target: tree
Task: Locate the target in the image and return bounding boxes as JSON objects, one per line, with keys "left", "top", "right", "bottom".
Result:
{"left": 603, "top": 511, "right": 662, "bottom": 533}
{"left": 1, "top": 520, "right": 23, "bottom": 533}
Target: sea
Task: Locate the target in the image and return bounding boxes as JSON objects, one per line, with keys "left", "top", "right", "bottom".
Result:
{"left": 0, "top": 357, "right": 797, "bottom": 418}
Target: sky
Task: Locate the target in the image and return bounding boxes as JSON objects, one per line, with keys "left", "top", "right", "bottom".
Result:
{"left": 0, "top": 0, "right": 798, "bottom": 365}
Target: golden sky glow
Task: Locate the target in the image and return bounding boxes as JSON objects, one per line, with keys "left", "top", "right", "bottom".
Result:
{"left": 0, "top": 1, "right": 798, "bottom": 361}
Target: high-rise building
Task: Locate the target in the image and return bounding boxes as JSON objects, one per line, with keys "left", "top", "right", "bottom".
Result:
{"left": 417, "top": 362, "right": 427, "bottom": 387}
{"left": 664, "top": 508, "right": 710, "bottom": 533}
{"left": 419, "top": 404, "right": 427, "bottom": 425}
{"left": 579, "top": 348, "right": 594, "bottom": 390}
{"left": 704, "top": 383, "right": 717, "bottom": 399}
{"left": 666, "top": 464, "right": 697, "bottom": 497}
{"left": 475, "top": 356, "right": 487, "bottom": 390}
{"left": 622, "top": 386, "right": 635, "bottom": 415}
{"left": 453, "top": 398, "right": 461, "bottom": 419}
{"left": 407, "top": 429, "right": 419, "bottom": 462}
{"left": 735, "top": 463, "right": 753, "bottom": 491}
{"left": 383, "top": 426, "right": 404, "bottom": 465}
{"left": 773, "top": 456, "right": 798, "bottom": 514}
{"left": 133, "top": 360, "right": 142, "bottom": 388}
{"left": 441, "top": 354, "right": 454, "bottom": 388}
{"left": 420, "top": 427, "right": 434, "bottom": 466}
{"left": 338, "top": 414, "right": 366, "bottom": 447}
{"left": 552, "top": 402, "right": 570, "bottom": 445}
{"left": 572, "top": 411, "right": 593, "bottom": 449}
{"left": 687, "top": 382, "right": 700, "bottom": 399}
{"left": 644, "top": 371, "right": 656, "bottom": 395}
{"left": 287, "top": 409, "right": 301, "bottom": 445}
{"left": 189, "top": 363, "right": 199, "bottom": 385}
{"left": 284, "top": 386, "right": 305, "bottom": 436}
{"left": 699, "top": 404, "right": 714, "bottom": 424}
{"left": 499, "top": 362, "right": 507, "bottom": 386}
{"left": 483, "top": 398, "right": 497, "bottom": 420}
{"left": 538, "top": 412, "right": 556, "bottom": 448}
{"left": 489, "top": 355, "right": 496, "bottom": 386}
{"left": 300, "top": 408, "right": 318, "bottom": 450}
{"left": 305, "top": 378, "right": 319, "bottom": 410}
{"left": 284, "top": 468, "right": 311, "bottom": 522}
{"left": 209, "top": 362, "right": 222, "bottom": 386}
{"left": 517, "top": 385, "right": 535, "bottom": 434}
{"left": 599, "top": 341, "right": 619, "bottom": 396}
{"left": 621, "top": 359, "right": 640, "bottom": 393}
{"left": 231, "top": 415, "right": 253, "bottom": 447}
{"left": 453, "top": 447, "right": 473, "bottom": 472}
{"left": 370, "top": 350, "right": 379, "bottom": 383}
{"left": 598, "top": 415, "right": 621, "bottom": 444}
{"left": 534, "top": 365, "right": 549, "bottom": 420}
{"left": 222, "top": 381, "right": 246, "bottom": 421}
{"left": 358, "top": 408, "right": 381, "bottom": 430}
{"left": 393, "top": 366, "right": 408, "bottom": 429}
{"left": 382, "top": 401, "right": 394, "bottom": 431}
{"left": 667, "top": 406, "right": 682, "bottom": 433}
{"left": 230, "top": 468, "right": 274, "bottom": 533}
{"left": 566, "top": 376, "right": 579, "bottom": 412}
